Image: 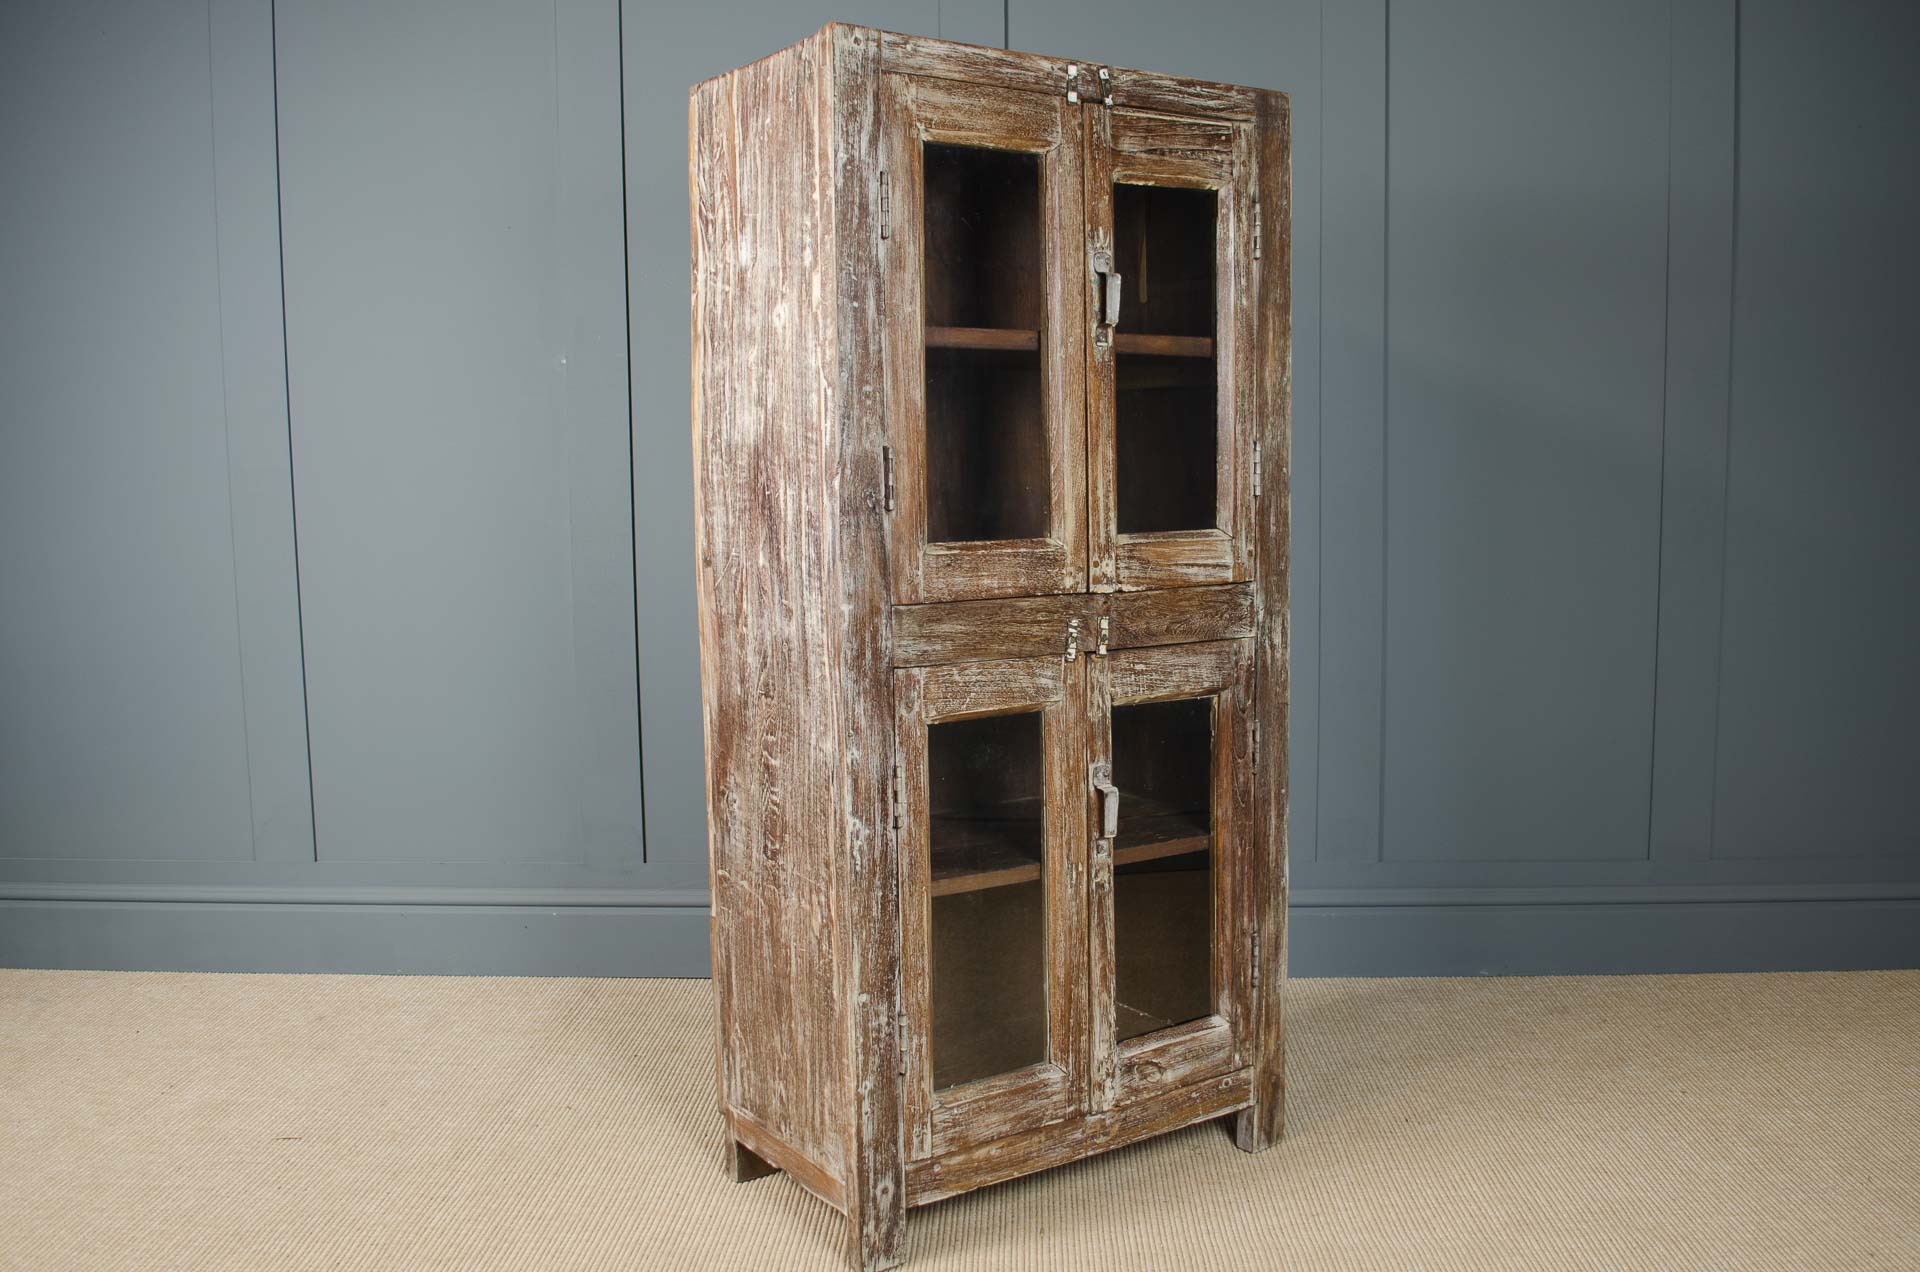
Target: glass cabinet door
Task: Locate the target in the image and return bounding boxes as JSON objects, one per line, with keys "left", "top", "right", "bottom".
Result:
{"left": 883, "top": 74, "right": 1088, "bottom": 604}
{"left": 1088, "top": 639, "right": 1255, "bottom": 1110}
{"left": 894, "top": 655, "right": 1089, "bottom": 1158}
{"left": 1086, "top": 109, "right": 1257, "bottom": 592}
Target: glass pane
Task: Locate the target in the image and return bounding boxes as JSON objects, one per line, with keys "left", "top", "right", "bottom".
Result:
{"left": 1111, "top": 696, "right": 1215, "bottom": 1043}
{"left": 1113, "top": 182, "right": 1218, "bottom": 534}
{"left": 927, "top": 710, "right": 1048, "bottom": 1089}
{"left": 923, "top": 142, "right": 1047, "bottom": 543}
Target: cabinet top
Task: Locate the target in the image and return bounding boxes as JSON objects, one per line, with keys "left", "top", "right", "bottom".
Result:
{"left": 691, "top": 23, "right": 1285, "bottom": 123}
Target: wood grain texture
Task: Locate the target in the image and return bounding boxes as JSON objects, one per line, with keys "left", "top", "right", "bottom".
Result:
{"left": 1098, "top": 639, "right": 1255, "bottom": 1110}
{"left": 893, "top": 586, "right": 1253, "bottom": 667}
{"left": 880, "top": 28, "right": 1260, "bottom": 122}
{"left": 697, "top": 26, "right": 1289, "bottom": 1264}
{"left": 892, "top": 594, "right": 1096, "bottom": 667}
{"left": 1106, "top": 68, "right": 1260, "bottom": 122}
{"left": 1092, "top": 109, "right": 1255, "bottom": 593}
{"left": 1115, "top": 530, "right": 1239, "bottom": 590}
{"left": 881, "top": 72, "right": 1087, "bottom": 604}
{"left": 691, "top": 29, "right": 850, "bottom": 1212}
{"left": 826, "top": 26, "right": 908, "bottom": 1270}
{"left": 893, "top": 657, "right": 1087, "bottom": 1166}
{"left": 1113, "top": 332, "right": 1215, "bottom": 357}
{"left": 924, "top": 325, "right": 1038, "bottom": 351}
{"left": 1109, "top": 583, "right": 1255, "bottom": 649}
{"left": 727, "top": 1106, "right": 845, "bottom": 1208}
{"left": 907, "top": 1068, "right": 1255, "bottom": 1206}
{"left": 880, "top": 30, "right": 1073, "bottom": 99}
{"left": 1235, "top": 88, "right": 1291, "bottom": 1157}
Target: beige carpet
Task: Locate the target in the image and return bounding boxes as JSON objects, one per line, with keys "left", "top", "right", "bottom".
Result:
{"left": 2, "top": 969, "right": 1915, "bottom": 1270}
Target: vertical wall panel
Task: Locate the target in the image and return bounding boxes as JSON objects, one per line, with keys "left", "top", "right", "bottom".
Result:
{"left": 210, "top": 0, "right": 317, "bottom": 862}
{"left": 1381, "top": 0, "right": 1669, "bottom": 862}
{"left": 1316, "top": 0, "right": 1389, "bottom": 864}
{"left": 277, "top": 0, "right": 642, "bottom": 867}
{"left": 1711, "top": 0, "right": 1920, "bottom": 860}
{"left": 1647, "top": 0, "right": 1738, "bottom": 863}
{"left": 0, "top": 0, "right": 302, "bottom": 863}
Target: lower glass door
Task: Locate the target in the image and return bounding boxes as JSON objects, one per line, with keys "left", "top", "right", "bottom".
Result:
{"left": 1090, "top": 639, "right": 1255, "bottom": 1109}
{"left": 894, "top": 655, "right": 1088, "bottom": 1158}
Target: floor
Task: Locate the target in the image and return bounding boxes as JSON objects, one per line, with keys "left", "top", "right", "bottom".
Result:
{"left": 2, "top": 968, "right": 1916, "bottom": 1270}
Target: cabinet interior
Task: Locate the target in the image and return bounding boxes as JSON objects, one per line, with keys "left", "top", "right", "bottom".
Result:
{"left": 927, "top": 711, "right": 1048, "bottom": 1089}
{"left": 1112, "top": 695, "right": 1215, "bottom": 1041}
{"left": 923, "top": 142, "right": 1048, "bottom": 545}
{"left": 1113, "top": 182, "right": 1220, "bottom": 536}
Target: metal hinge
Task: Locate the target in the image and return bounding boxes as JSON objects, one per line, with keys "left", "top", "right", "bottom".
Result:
{"left": 879, "top": 171, "right": 890, "bottom": 239}
{"left": 882, "top": 445, "right": 896, "bottom": 512}
{"left": 1252, "top": 196, "right": 1262, "bottom": 260}
{"left": 1252, "top": 927, "right": 1262, "bottom": 991}
{"left": 1065, "top": 64, "right": 1112, "bottom": 106}
{"left": 890, "top": 759, "right": 903, "bottom": 829}
{"left": 895, "top": 1009, "right": 908, "bottom": 1076}
{"left": 1252, "top": 439, "right": 1263, "bottom": 498}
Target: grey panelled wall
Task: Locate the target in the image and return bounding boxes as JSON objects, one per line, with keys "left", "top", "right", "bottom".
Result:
{"left": 275, "top": 0, "right": 646, "bottom": 880}
{"left": 1, "top": 0, "right": 1916, "bottom": 975}
{"left": 1, "top": 0, "right": 307, "bottom": 867}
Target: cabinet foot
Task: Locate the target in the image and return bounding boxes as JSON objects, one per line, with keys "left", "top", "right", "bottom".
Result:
{"left": 1233, "top": 1102, "right": 1283, "bottom": 1154}
{"left": 845, "top": 1212, "right": 904, "bottom": 1272}
{"left": 728, "top": 1136, "right": 780, "bottom": 1183}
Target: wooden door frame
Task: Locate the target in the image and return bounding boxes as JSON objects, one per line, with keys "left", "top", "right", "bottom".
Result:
{"left": 881, "top": 72, "right": 1090, "bottom": 604}
{"left": 1084, "top": 108, "right": 1257, "bottom": 593}
{"left": 893, "top": 655, "right": 1090, "bottom": 1159}
{"left": 1087, "top": 639, "right": 1256, "bottom": 1111}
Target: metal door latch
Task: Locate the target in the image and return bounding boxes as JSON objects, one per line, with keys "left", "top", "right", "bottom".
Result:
{"left": 1064, "top": 617, "right": 1083, "bottom": 662}
{"left": 1094, "top": 615, "right": 1110, "bottom": 657}
{"left": 1092, "top": 763, "right": 1119, "bottom": 840}
{"left": 1093, "top": 250, "right": 1123, "bottom": 329}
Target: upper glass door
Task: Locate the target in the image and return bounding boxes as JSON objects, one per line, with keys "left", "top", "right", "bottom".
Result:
{"left": 883, "top": 74, "right": 1088, "bottom": 604}
{"left": 1085, "top": 109, "right": 1257, "bottom": 592}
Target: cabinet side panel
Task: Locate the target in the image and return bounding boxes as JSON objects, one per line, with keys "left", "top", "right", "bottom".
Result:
{"left": 692, "top": 33, "right": 847, "bottom": 1185}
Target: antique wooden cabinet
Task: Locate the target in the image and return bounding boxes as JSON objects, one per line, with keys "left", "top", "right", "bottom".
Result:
{"left": 691, "top": 25, "right": 1289, "bottom": 1269}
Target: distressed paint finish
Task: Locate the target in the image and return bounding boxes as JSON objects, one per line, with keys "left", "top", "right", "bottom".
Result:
{"left": 692, "top": 24, "right": 870, "bottom": 1240}
{"left": 880, "top": 70, "right": 1088, "bottom": 604}
{"left": 1236, "top": 88, "right": 1292, "bottom": 1155}
{"left": 827, "top": 26, "right": 908, "bottom": 1272}
{"left": 892, "top": 583, "right": 1251, "bottom": 667}
{"left": 893, "top": 656, "right": 1090, "bottom": 1162}
{"left": 694, "top": 25, "right": 1289, "bottom": 1269}
{"left": 1091, "top": 107, "right": 1257, "bottom": 592}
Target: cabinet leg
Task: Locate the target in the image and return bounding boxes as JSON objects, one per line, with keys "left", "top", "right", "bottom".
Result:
{"left": 1233, "top": 1098, "right": 1284, "bottom": 1154}
{"left": 844, "top": 1186, "right": 905, "bottom": 1271}
{"left": 728, "top": 1136, "right": 780, "bottom": 1183}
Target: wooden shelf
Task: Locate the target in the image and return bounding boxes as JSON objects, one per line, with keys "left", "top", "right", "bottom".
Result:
{"left": 1113, "top": 332, "right": 1214, "bottom": 358}
{"left": 926, "top": 325, "right": 1040, "bottom": 352}
{"left": 930, "top": 798, "right": 1209, "bottom": 897}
